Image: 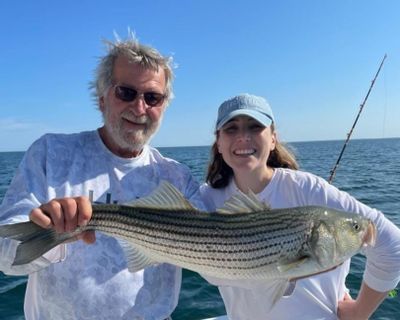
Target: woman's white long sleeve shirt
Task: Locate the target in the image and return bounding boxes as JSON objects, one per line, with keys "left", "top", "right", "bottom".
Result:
{"left": 200, "top": 168, "right": 400, "bottom": 320}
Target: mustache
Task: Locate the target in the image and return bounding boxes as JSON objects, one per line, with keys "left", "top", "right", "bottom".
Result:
{"left": 121, "top": 112, "right": 150, "bottom": 125}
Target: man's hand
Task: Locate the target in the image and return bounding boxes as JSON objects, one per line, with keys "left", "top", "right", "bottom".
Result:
{"left": 29, "top": 197, "right": 95, "bottom": 244}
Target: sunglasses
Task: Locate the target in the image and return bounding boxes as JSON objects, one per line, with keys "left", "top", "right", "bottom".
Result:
{"left": 113, "top": 85, "right": 166, "bottom": 107}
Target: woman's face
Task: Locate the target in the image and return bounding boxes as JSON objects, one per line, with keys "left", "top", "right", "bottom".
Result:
{"left": 217, "top": 115, "right": 276, "bottom": 174}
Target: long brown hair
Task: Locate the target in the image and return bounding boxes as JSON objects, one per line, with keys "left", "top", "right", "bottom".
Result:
{"left": 205, "top": 124, "right": 299, "bottom": 188}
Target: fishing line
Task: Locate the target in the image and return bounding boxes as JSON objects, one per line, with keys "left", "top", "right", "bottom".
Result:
{"left": 328, "top": 54, "right": 387, "bottom": 184}
{"left": 382, "top": 64, "right": 388, "bottom": 138}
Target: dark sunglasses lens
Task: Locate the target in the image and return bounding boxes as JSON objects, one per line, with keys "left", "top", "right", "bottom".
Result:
{"left": 115, "top": 86, "right": 137, "bottom": 102}
{"left": 144, "top": 92, "right": 165, "bottom": 107}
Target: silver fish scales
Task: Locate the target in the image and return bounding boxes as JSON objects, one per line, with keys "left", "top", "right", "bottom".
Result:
{"left": 0, "top": 181, "right": 376, "bottom": 306}
{"left": 90, "top": 204, "right": 315, "bottom": 279}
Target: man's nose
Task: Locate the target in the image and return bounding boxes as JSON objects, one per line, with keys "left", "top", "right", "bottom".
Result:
{"left": 129, "top": 97, "right": 148, "bottom": 116}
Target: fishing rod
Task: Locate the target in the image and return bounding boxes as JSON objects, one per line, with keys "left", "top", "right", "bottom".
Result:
{"left": 328, "top": 54, "right": 387, "bottom": 184}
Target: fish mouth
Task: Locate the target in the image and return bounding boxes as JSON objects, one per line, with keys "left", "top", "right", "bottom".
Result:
{"left": 362, "top": 221, "right": 377, "bottom": 247}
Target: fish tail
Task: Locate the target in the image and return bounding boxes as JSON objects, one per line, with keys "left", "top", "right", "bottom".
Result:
{"left": 0, "top": 221, "right": 71, "bottom": 266}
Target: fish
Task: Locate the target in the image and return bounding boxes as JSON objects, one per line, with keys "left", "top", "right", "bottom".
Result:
{"left": 0, "top": 181, "right": 376, "bottom": 308}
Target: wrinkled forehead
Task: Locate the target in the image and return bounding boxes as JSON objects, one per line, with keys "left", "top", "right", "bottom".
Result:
{"left": 112, "top": 56, "right": 166, "bottom": 88}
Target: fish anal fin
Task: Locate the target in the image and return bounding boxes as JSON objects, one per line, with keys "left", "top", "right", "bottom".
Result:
{"left": 271, "top": 280, "right": 291, "bottom": 308}
{"left": 119, "top": 240, "right": 158, "bottom": 273}
{"left": 255, "top": 279, "right": 291, "bottom": 310}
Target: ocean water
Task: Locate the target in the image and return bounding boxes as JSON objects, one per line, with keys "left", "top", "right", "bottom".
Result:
{"left": 0, "top": 138, "right": 399, "bottom": 319}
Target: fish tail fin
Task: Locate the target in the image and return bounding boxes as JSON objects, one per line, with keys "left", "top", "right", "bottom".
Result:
{"left": 0, "top": 221, "right": 70, "bottom": 266}
{"left": 0, "top": 221, "right": 45, "bottom": 241}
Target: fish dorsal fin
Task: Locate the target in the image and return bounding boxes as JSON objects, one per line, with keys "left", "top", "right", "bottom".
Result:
{"left": 217, "top": 190, "right": 271, "bottom": 214}
{"left": 118, "top": 240, "right": 158, "bottom": 273}
{"left": 124, "top": 181, "right": 196, "bottom": 211}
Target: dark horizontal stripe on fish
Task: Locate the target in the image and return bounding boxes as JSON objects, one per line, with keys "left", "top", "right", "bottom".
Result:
{"left": 92, "top": 205, "right": 313, "bottom": 229}
{"left": 142, "top": 239, "right": 300, "bottom": 260}
{"left": 90, "top": 215, "right": 309, "bottom": 246}
{"left": 90, "top": 210, "right": 311, "bottom": 238}
{"left": 94, "top": 224, "right": 305, "bottom": 265}
{"left": 135, "top": 242, "right": 294, "bottom": 270}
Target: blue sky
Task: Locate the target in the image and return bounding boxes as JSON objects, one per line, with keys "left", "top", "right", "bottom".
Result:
{"left": 0, "top": 0, "right": 399, "bottom": 151}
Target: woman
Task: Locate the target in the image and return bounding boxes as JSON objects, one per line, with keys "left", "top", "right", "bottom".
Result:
{"left": 200, "top": 94, "right": 400, "bottom": 319}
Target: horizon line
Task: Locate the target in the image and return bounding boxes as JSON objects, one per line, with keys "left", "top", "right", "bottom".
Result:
{"left": 1, "top": 136, "right": 399, "bottom": 153}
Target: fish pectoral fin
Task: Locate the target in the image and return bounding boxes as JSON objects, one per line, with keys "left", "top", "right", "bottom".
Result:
{"left": 124, "top": 181, "right": 196, "bottom": 211}
{"left": 119, "top": 240, "right": 157, "bottom": 273}
{"left": 277, "top": 256, "right": 309, "bottom": 273}
{"left": 216, "top": 190, "right": 271, "bottom": 215}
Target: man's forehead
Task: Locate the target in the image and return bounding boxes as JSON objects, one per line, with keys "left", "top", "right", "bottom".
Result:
{"left": 112, "top": 59, "right": 163, "bottom": 81}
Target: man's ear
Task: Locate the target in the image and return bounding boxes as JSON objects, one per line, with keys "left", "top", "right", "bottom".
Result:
{"left": 99, "top": 96, "right": 105, "bottom": 112}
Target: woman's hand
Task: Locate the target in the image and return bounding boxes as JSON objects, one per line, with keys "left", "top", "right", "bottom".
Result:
{"left": 337, "top": 292, "right": 364, "bottom": 320}
{"left": 338, "top": 283, "right": 389, "bottom": 320}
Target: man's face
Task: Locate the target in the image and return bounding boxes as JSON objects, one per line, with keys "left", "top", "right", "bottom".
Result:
{"left": 99, "top": 55, "right": 167, "bottom": 157}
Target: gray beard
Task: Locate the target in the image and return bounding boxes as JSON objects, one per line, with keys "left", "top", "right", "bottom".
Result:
{"left": 102, "top": 112, "right": 163, "bottom": 152}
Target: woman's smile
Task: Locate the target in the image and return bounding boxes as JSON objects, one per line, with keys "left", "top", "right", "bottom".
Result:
{"left": 233, "top": 148, "right": 256, "bottom": 156}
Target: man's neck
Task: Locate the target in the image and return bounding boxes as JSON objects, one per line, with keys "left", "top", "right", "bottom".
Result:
{"left": 98, "top": 126, "right": 143, "bottom": 158}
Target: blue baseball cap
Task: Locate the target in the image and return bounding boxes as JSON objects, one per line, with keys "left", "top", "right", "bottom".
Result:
{"left": 216, "top": 94, "right": 275, "bottom": 130}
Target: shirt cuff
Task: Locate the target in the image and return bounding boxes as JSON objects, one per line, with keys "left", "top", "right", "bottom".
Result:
{"left": 43, "top": 244, "right": 66, "bottom": 263}
{"left": 363, "top": 268, "right": 400, "bottom": 292}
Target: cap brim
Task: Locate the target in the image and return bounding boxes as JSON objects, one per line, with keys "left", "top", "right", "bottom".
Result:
{"left": 216, "top": 109, "right": 273, "bottom": 130}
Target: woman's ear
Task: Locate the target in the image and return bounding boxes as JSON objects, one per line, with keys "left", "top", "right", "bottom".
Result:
{"left": 216, "top": 132, "right": 222, "bottom": 153}
{"left": 271, "top": 131, "right": 277, "bottom": 151}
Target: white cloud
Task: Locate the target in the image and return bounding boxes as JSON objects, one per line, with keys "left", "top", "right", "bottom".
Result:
{"left": 0, "top": 118, "right": 52, "bottom": 151}
{"left": 0, "top": 117, "right": 39, "bottom": 131}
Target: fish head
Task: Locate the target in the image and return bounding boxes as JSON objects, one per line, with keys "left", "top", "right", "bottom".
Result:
{"left": 309, "top": 208, "right": 376, "bottom": 269}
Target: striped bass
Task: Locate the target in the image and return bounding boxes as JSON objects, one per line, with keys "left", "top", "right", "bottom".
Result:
{"left": 0, "top": 181, "right": 376, "bottom": 306}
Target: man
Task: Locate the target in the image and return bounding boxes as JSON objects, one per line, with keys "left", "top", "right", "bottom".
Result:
{"left": 0, "top": 34, "right": 202, "bottom": 320}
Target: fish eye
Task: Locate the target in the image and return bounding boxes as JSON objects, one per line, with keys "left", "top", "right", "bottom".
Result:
{"left": 352, "top": 221, "right": 361, "bottom": 232}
